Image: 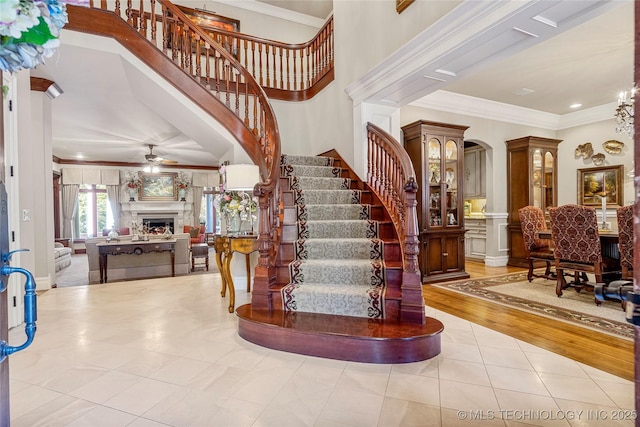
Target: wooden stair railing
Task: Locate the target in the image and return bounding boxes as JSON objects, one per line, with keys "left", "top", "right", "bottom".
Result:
{"left": 176, "top": 10, "right": 334, "bottom": 101}
{"left": 67, "top": 1, "right": 281, "bottom": 306}
{"left": 366, "top": 122, "right": 425, "bottom": 324}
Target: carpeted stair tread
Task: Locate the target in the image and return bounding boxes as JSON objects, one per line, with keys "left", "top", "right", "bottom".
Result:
{"left": 298, "top": 219, "right": 378, "bottom": 239}
{"left": 282, "top": 154, "right": 334, "bottom": 167}
{"left": 295, "top": 238, "right": 383, "bottom": 260}
{"left": 294, "top": 189, "right": 361, "bottom": 205}
{"left": 282, "top": 164, "right": 341, "bottom": 178}
{"left": 297, "top": 204, "right": 371, "bottom": 221}
{"left": 289, "top": 259, "right": 384, "bottom": 286}
{"left": 281, "top": 282, "right": 385, "bottom": 318}
{"left": 291, "top": 176, "right": 351, "bottom": 190}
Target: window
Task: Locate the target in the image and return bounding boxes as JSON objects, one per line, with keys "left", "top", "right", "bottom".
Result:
{"left": 201, "top": 188, "right": 220, "bottom": 233}
{"left": 74, "top": 184, "right": 113, "bottom": 238}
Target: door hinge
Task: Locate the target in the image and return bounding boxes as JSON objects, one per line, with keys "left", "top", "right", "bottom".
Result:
{"left": 11, "top": 231, "right": 14, "bottom": 242}
{"left": 9, "top": 100, "right": 12, "bottom": 111}
{"left": 10, "top": 166, "right": 13, "bottom": 177}
{"left": 12, "top": 296, "right": 16, "bottom": 307}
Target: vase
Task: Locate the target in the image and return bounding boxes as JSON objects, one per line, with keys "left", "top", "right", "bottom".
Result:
{"left": 226, "top": 213, "right": 241, "bottom": 234}
{"left": 179, "top": 188, "right": 186, "bottom": 201}
{"left": 128, "top": 187, "right": 136, "bottom": 202}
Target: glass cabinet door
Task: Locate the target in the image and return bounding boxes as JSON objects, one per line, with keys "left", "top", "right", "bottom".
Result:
{"left": 532, "top": 149, "right": 543, "bottom": 209}
{"left": 444, "top": 139, "right": 458, "bottom": 226}
{"left": 428, "top": 138, "right": 442, "bottom": 226}
{"left": 544, "top": 151, "right": 555, "bottom": 211}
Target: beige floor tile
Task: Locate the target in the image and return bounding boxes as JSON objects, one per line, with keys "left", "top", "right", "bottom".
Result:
{"left": 438, "top": 358, "right": 491, "bottom": 387}
{"left": 480, "top": 346, "right": 533, "bottom": 370}
{"left": 524, "top": 351, "right": 590, "bottom": 378}
{"left": 377, "top": 397, "right": 441, "bottom": 426}
{"left": 486, "top": 365, "right": 550, "bottom": 396}
{"left": 439, "top": 379, "right": 500, "bottom": 412}
{"left": 385, "top": 371, "right": 440, "bottom": 406}
{"left": 538, "top": 372, "right": 616, "bottom": 406}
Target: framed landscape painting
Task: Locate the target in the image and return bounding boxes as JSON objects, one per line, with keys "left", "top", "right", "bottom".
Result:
{"left": 140, "top": 172, "right": 177, "bottom": 201}
{"left": 577, "top": 165, "right": 623, "bottom": 207}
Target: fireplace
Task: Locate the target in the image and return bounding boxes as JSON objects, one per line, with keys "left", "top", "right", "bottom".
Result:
{"left": 142, "top": 217, "right": 174, "bottom": 233}
{"left": 120, "top": 201, "right": 192, "bottom": 236}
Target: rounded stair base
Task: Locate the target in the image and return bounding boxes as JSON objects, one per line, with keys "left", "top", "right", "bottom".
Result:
{"left": 236, "top": 304, "right": 443, "bottom": 363}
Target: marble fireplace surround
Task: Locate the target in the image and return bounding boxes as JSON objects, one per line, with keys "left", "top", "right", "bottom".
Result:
{"left": 120, "top": 201, "right": 193, "bottom": 233}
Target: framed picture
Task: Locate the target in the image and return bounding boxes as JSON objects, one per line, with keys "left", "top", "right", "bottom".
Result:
{"left": 176, "top": 5, "right": 240, "bottom": 32}
{"left": 577, "top": 165, "right": 623, "bottom": 207}
{"left": 139, "top": 172, "right": 178, "bottom": 201}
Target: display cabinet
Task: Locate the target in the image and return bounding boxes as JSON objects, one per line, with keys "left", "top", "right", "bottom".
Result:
{"left": 506, "top": 136, "right": 561, "bottom": 267}
{"left": 402, "top": 120, "right": 469, "bottom": 283}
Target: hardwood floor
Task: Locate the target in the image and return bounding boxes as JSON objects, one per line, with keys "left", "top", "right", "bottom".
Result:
{"left": 424, "top": 261, "right": 634, "bottom": 381}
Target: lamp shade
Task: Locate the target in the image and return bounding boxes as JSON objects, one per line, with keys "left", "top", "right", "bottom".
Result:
{"left": 225, "top": 164, "right": 260, "bottom": 191}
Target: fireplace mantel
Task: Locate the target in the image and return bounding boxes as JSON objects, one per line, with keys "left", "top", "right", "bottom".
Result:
{"left": 121, "top": 201, "right": 193, "bottom": 231}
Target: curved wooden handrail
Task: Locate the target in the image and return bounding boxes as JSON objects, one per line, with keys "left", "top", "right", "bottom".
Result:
{"left": 69, "top": 1, "right": 281, "bottom": 300}
{"left": 366, "top": 122, "right": 424, "bottom": 323}
{"left": 189, "top": 16, "right": 334, "bottom": 101}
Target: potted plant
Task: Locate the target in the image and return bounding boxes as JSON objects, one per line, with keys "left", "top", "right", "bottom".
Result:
{"left": 176, "top": 172, "right": 190, "bottom": 201}
{"left": 123, "top": 171, "right": 141, "bottom": 201}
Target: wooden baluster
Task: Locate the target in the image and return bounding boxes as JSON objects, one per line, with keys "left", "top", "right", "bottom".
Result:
{"left": 292, "top": 49, "right": 297, "bottom": 91}
{"left": 235, "top": 69, "right": 241, "bottom": 116}
{"left": 149, "top": 0, "right": 156, "bottom": 43}
{"left": 126, "top": 0, "right": 133, "bottom": 27}
{"left": 195, "top": 36, "right": 202, "bottom": 79}
{"left": 101, "top": 0, "right": 107, "bottom": 9}
{"left": 139, "top": 0, "right": 145, "bottom": 37}
{"left": 161, "top": 8, "right": 168, "bottom": 54}
{"left": 265, "top": 44, "right": 271, "bottom": 88}
{"left": 115, "top": 0, "right": 121, "bottom": 16}
{"left": 225, "top": 61, "right": 231, "bottom": 108}
{"left": 243, "top": 78, "right": 250, "bottom": 126}
{"left": 305, "top": 45, "right": 311, "bottom": 89}
{"left": 204, "top": 43, "right": 211, "bottom": 89}
{"left": 258, "top": 43, "right": 264, "bottom": 86}
{"left": 284, "top": 49, "right": 290, "bottom": 90}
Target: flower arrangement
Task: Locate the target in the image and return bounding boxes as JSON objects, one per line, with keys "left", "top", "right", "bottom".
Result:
{"left": 0, "top": 0, "right": 88, "bottom": 73}
{"left": 219, "top": 190, "right": 257, "bottom": 220}
{"left": 176, "top": 171, "right": 190, "bottom": 189}
{"left": 123, "top": 171, "right": 141, "bottom": 189}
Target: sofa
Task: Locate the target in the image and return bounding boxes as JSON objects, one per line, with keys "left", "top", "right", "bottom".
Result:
{"left": 54, "top": 242, "right": 72, "bottom": 272}
{"left": 85, "top": 233, "right": 191, "bottom": 284}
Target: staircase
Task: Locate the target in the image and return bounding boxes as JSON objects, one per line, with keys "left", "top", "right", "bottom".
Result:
{"left": 67, "top": 2, "right": 443, "bottom": 363}
{"left": 237, "top": 151, "right": 444, "bottom": 363}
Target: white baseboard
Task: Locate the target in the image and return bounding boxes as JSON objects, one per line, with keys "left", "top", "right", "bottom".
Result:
{"left": 483, "top": 255, "right": 509, "bottom": 267}
{"left": 35, "top": 275, "right": 52, "bottom": 291}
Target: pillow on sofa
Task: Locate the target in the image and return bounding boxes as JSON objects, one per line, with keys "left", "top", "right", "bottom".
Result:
{"left": 189, "top": 227, "right": 200, "bottom": 238}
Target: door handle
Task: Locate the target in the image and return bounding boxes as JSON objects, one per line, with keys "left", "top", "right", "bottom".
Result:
{"left": 0, "top": 250, "right": 37, "bottom": 362}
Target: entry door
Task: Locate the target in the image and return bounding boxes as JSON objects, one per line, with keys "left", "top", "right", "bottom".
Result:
{"left": 0, "top": 71, "right": 9, "bottom": 426}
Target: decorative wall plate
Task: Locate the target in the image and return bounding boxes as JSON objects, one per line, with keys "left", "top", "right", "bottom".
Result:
{"left": 603, "top": 139, "right": 624, "bottom": 154}
{"left": 592, "top": 153, "right": 606, "bottom": 166}
{"left": 575, "top": 142, "right": 593, "bottom": 159}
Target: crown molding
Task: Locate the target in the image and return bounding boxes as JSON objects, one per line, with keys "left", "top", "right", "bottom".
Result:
{"left": 410, "top": 90, "right": 614, "bottom": 131}
{"left": 213, "top": 0, "right": 326, "bottom": 28}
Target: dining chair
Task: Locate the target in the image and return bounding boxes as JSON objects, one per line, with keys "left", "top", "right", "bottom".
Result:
{"left": 548, "top": 204, "right": 621, "bottom": 302}
{"left": 518, "top": 206, "right": 555, "bottom": 282}
{"left": 616, "top": 204, "right": 633, "bottom": 280}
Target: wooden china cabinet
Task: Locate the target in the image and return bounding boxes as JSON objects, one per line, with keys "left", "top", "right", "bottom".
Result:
{"left": 506, "top": 136, "right": 561, "bottom": 267}
{"left": 402, "top": 120, "right": 469, "bottom": 283}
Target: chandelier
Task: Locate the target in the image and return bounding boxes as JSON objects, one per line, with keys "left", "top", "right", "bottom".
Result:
{"left": 615, "top": 87, "right": 635, "bottom": 137}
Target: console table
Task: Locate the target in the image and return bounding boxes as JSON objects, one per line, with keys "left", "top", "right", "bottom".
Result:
{"left": 97, "top": 239, "right": 176, "bottom": 283}
{"left": 213, "top": 235, "right": 257, "bottom": 313}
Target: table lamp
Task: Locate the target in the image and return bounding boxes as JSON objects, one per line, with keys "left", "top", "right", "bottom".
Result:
{"left": 224, "top": 164, "right": 260, "bottom": 234}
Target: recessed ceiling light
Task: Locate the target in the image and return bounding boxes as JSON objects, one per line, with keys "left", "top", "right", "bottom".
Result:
{"left": 570, "top": 103, "right": 582, "bottom": 109}
{"left": 76, "top": 154, "right": 84, "bottom": 159}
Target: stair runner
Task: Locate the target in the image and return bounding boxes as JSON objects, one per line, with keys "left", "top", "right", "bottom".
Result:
{"left": 280, "top": 154, "right": 386, "bottom": 319}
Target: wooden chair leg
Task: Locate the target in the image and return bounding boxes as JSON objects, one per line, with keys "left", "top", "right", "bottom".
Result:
{"left": 556, "top": 267, "right": 566, "bottom": 297}
{"left": 527, "top": 259, "right": 534, "bottom": 282}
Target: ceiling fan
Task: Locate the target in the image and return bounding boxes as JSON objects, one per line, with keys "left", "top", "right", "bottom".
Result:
{"left": 143, "top": 144, "right": 177, "bottom": 171}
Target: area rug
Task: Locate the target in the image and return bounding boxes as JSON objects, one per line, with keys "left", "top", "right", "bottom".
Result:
{"left": 431, "top": 272, "right": 633, "bottom": 340}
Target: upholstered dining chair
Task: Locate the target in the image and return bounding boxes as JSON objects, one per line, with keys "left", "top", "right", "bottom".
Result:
{"left": 518, "top": 206, "right": 555, "bottom": 282}
{"left": 548, "top": 204, "right": 621, "bottom": 302}
{"left": 616, "top": 204, "right": 633, "bottom": 280}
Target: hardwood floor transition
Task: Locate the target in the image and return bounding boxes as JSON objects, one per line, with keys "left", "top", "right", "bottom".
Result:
{"left": 425, "top": 261, "right": 633, "bottom": 381}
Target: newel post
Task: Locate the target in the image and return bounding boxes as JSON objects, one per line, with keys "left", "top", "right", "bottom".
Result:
{"left": 400, "top": 177, "right": 426, "bottom": 324}
{"left": 251, "top": 189, "right": 275, "bottom": 310}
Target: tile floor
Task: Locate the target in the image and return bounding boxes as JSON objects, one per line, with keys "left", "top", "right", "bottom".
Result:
{"left": 7, "top": 273, "right": 635, "bottom": 426}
